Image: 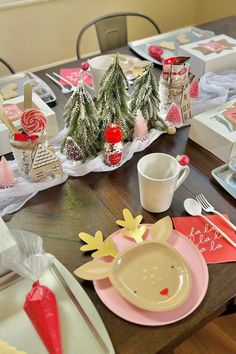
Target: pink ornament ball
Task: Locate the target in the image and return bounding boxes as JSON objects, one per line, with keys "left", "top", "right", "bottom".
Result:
{"left": 177, "top": 154, "right": 190, "bottom": 166}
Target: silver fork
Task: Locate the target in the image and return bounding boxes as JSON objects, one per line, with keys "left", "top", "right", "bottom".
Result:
{"left": 53, "top": 72, "right": 77, "bottom": 92}
{"left": 196, "top": 194, "right": 236, "bottom": 232}
{"left": 45, "top": 73, "right": 71, "bottom": 94}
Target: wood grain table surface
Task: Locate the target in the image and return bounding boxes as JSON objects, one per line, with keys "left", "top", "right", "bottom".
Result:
{"left": 4, "top": 16, "right": 236, "bottom": 354}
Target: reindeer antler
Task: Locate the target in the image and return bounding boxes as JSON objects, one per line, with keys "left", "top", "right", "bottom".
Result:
{"left": 79, "top": 230, "right": 118, "bottom": 258}
{"left": 116, "top": 209, "right": 146, "bottom": 243}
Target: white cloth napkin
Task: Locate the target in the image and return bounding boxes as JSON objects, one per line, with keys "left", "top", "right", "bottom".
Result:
{"left": 192, "top": 69, "right": 236, "bottom": 116}
{"left": 0, "top": 159, "right": 68, "bottom": 216}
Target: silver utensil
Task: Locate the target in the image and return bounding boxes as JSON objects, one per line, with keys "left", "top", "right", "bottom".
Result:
{"left": 184, "top": 198, "right": 236, "bottom": 248}
{"left": 52, "top": 264, "right": 110, "bottom": 354}
{"left": 45, "top": 73, "right": 71, "bottom": 94}
{"left": 196, "top": 194, "right": 236, "bottom": 232}
{"left": 53, "top": 72, "right": 76, "bottom": 91}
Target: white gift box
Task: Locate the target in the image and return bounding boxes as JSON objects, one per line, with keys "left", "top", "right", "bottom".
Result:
{"left": 179, "top": 34, "right": 236, "bottom": 78}
{"left": 0, "top": 93, "right": 58, "bottom": 155}
{"left": 189, "top": 99, "right": 236, "bottom": 162}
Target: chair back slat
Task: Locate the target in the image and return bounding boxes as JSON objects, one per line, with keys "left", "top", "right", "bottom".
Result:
{"left": 95, "top": 16, "right": 127, "bottom": 52}
{"left": 0, "top": 58, "right": 15, "bottom": 74}
{"left": 76, "top": 12, "right": 161, "bottom": 58}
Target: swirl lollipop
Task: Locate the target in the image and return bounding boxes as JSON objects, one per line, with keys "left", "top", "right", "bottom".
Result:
{"left": 21, "top": 108, "right": 47, "bottom": 135}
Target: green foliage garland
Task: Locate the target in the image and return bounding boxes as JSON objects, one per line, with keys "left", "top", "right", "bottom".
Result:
{"left": 96, "top": 54, "right": 134, "bottom": 142}
{"left": 62, "top": 83, "right": 99, "bottom": 159}
{"left": 130, "top": 63, "right": 168, "bottom": 131}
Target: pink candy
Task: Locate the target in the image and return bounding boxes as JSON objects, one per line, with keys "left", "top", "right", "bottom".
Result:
{"left": 3, "top": 104, "right": 22, "bottom": 121}
{"left": 21, "top": 108, "right": 47, "bottom": 135}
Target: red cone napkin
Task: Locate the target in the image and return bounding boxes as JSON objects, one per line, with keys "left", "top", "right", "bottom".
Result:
{"left": 24, "top": 280, "right": 62, "bottom": 354}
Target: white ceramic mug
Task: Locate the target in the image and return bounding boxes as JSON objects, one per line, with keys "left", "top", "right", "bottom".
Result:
{"left": 137, "top": 153, "right": 190, "bottom": 213}
{"left": 88, "top": 55, "right": 114, "bottom": 97}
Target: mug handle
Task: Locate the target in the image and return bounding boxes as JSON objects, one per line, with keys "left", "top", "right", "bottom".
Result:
{"left": 175, "top": 165, "right": 190, "bottom": 190}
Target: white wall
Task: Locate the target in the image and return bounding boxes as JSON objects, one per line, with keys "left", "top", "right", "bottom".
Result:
{"left": 196, "top": 0, "right": 236, "bottom": 23}
{"left": 0, "top": 0, "right": 197, "bottom": 75}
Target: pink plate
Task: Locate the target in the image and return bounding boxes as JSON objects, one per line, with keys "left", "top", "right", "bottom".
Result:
{"left": 94, "top": 228, "right": 209, "bottom": 326}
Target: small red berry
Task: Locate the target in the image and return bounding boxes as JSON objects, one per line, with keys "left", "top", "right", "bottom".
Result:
{"left": 81, "top": 62, "right": 89, "bottom": 71}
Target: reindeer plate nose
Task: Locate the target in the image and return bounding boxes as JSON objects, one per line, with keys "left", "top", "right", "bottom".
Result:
{"left": 160, "top": 288, "right": 169, "bottom": 297}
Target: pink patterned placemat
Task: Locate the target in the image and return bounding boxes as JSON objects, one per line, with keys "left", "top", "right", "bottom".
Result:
{"left": 172, "top": 214, "right": 236, "bottom": 263}
{"left": 59, "top": 68, "right": 93, "bottom": 87}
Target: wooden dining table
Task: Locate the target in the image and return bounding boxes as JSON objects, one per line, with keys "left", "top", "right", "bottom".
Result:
{"left": 5, "top": 16, "right": 236, "bottom": 354}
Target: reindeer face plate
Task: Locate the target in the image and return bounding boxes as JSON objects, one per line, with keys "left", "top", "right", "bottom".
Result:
{"left": 75, "top": 211, "right": 192, "bottom": 312}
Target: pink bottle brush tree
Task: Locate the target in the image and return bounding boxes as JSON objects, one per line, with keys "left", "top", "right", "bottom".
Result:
{"left": 0, "top": 156, "right": 15, "bottom": 188}
{"left": 133, "top": 110, "right": 148, "bottom": 141}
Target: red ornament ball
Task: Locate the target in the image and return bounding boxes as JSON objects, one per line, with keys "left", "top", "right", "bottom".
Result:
{"left": 177, "top": 154, "right": 190, "bottom": 166}
{"left": 80, "top": 62, "right": 89, "bottom": 71}
{"left": 105, "top": 123, "right": 122, "bottom": 143}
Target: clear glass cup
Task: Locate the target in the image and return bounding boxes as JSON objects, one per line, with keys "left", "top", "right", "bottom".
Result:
{"left": 9, "top": 132, "right": 47, "bottom": 180}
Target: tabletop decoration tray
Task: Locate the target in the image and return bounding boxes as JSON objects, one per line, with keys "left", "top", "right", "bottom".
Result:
{"left": 212, "top": 163, "right": 236, "bottom": 199}
{"left": 128, "top": 26, "right": 215, "bottom": 65}
{"left": 0, "top": 258, "right": 115, "bottom": 354}
{"left": 0, "top": 71, "right": 56, "bottom": 107}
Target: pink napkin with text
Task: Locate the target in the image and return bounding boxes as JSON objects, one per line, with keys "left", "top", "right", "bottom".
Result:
{"left": 59, "top": 68, "right": 93, "bottom": 87}
{"left": 172, "top": 214, "right": 236, "bottom": 263}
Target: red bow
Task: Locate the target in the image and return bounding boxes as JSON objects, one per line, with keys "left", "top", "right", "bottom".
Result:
{"left": 14, "top": 133, "right": 38, "bottom": 141}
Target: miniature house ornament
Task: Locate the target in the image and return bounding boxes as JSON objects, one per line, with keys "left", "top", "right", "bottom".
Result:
{"left": 159, "top": 57, "right": 192, "bottom": 126}
{"left": 30, "top": 144, "right": 63, "bottom": 181}
{"left": 65, "top": 137, "right": 83, "bottom": 161}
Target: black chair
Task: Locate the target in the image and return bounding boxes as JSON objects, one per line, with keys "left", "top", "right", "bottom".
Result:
{"left": 0, "top": 58, "right": 15, "bottom": 74}
{"left": 76, "top": 12, "right": 161, "bottom": 58}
